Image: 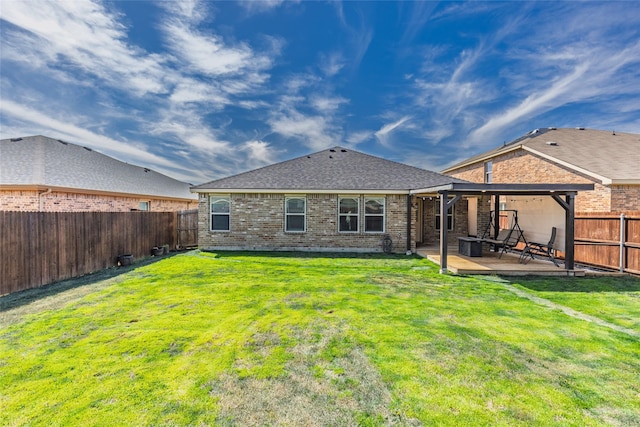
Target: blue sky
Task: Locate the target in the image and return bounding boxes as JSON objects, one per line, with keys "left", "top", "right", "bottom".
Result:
{"left": 1, "top": 1, "right": 639, "bottom": 185}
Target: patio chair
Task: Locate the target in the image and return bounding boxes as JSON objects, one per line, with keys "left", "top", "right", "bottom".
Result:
{"left": 519, "top": 227, "right": 559, "bottom": 266}
{"left": 481, "top": 227, "right": 525, "bottom": 259}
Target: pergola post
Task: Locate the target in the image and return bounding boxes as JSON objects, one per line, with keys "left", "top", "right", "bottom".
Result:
{"left": 552, "top": 193, "right": 576, "bottom": 270}
{"left": 439, "top": 191, "right": 448, "bottom": 273}
{"left": 493, "top": 194, "right": 501, "bottom": 238}
{"left": 565, "top": 194, "right": 576, "bottom": 270}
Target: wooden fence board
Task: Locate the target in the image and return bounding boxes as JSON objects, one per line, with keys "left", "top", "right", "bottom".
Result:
{"left": 0, "top": 211, "right": 186, "bottom": 295}
{"left": 575, "top": 213, "right": 640, "bottom": 273}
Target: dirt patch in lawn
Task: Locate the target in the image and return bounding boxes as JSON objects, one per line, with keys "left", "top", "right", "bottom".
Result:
{"left": 207, "top": 323, "right": 420, "bottom": 426}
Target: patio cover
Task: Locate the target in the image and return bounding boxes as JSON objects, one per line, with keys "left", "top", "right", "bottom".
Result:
{"left": 410, "top": 183, "right": 595, "bottom": 273}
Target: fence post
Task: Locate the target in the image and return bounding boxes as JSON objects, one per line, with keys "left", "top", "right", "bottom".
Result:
{"left": 619, "top": 213, "right": 625, "bottom": 273}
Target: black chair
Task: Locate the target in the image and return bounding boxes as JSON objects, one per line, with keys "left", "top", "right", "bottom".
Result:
{"left": 519, "top": 227, "right": 559, "bottom": 266}
{"left": 481, "top": 227, "right": 525, "bottom": 259}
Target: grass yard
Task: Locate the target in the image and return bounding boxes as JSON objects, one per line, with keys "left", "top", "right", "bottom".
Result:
{"left": 1, "top": 251, "right": 639, "bottom": 426}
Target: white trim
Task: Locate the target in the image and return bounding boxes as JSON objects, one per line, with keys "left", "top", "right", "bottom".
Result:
{"left": 338, "top": 196, "right": 360, "bottom": 233}
{"left": 610, "top": 180, "right": 640, "bottom": 185}
{"left": 285, "top": 196, "right": 306, "bottom": 232}
{"left": 210, "top": 195, "right": 231, "bottom": 232}
{"left": 364, "top": 196, "right": 385, "bottom": 233}
{"left": 523, "top": 146, "right": 611, "bottom": 185}
{"left": 192, "top": 188, "right": 410, "bottom": 195}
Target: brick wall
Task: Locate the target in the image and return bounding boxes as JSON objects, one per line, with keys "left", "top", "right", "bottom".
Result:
{"left": 0, "top": 189, "right": 194, "bottom": 212}
{"left": 447, "top": 149, "right": 619, "bottom": 212}
{"left": 419, "top": 196, "right": 469, "bottom": 245}
{"left": 611, "top": 185, "right": 640, "bottom": 211}
{"left": 198, "top": 193, "right": 411, "bottom": 253}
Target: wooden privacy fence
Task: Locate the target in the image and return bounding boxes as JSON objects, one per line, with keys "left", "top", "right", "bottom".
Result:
{"left": 0, "top": 211, "right": 198, "bottom": 296}
{"left": 177, "top": 209, "right": 198, "bottom": 249}
{"left": 575, "top": 212, "right": 640, "bottom": 275}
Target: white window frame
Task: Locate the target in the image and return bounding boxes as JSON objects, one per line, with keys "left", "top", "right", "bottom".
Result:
{"left": 139, "top": 201, "right": 150, "bottom": 211}
{"left": 285, "top": 196, "right": 306, "bottom": 233}
{"left": 484, "top": 160, "right": 493, "bottom": 183}
{"left": 338, "top": 196, "right": 359, "bottom": 233}
{"left": 435, "top": 198, "right": 454, "bottom": 231}
{"left": 364, "top": 197, "right": 385, "bottom": 233}
{"left": 210, "top": 195, "right": 230, "bottom": 232}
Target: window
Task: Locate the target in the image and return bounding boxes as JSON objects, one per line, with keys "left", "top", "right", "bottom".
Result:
{"left": 338, "top": 197, "right": 359, "bottom": 232}
{"left": 364, "top": 197, "right": 385, "bottom": 233}
{"left": 139, "top": 201, "right": 149, "bottom": 211}
{"left": 484, "top": 161, "right": 493, "bottom": 183}
{"left": 435, "top": 199, "right": 454, "bottom": 231}
{"left": 285, "top": 197, "right": 306, "bottom": 232}
{"left": 210, "top": 196, "right": 230, "bottom": 231}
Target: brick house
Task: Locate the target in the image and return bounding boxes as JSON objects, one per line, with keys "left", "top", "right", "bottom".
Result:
{"left": 191, "top": 146, "right": 471, "bottom": 254}
{"left": 0, "top": 135, "right": 197, "bottom": 212}
{"left": 442, "top": 127, "right": 640, "bottom": 212}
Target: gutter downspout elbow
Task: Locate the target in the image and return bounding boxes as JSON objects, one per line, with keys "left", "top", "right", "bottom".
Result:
{"left": 38, "top": 188, "right": 52, "bottom": 211}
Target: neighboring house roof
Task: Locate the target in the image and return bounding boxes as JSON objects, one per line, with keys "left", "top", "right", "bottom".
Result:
{"left": 0, "top": 135, "right": 196, "bottom": 200}
{"left": 192, "top": 146, "right": 468, "bottom": 194}
{"left": 442, "top": 128, "right": 640, "bottom": 185}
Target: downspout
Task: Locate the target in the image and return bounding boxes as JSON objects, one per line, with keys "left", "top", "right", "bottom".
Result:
{"left": 406, "top": 194, "right": 412, "bottom": 254}
{"left": 38, "top": 188, "right": 52, "bottom": 211}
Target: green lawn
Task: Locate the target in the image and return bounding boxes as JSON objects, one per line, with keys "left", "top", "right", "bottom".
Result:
{"left": 1, "top": 251, "right": 639, "bottom": 426}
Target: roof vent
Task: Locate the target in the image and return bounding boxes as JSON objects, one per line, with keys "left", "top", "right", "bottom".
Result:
{"left": 576, "top": 127, "right": 585, "bottom": 130}
{"left": 143, "top": 168, "right": 150, "bottom": 173}
{"left": 546, "top": 141, "right": 558, "bottom": 146}
{"left": 612, "top": 130, "right": 616, "bottom": 135}
{"left": 529, "top": 128, "right": 540, "bottom": 135}
{"left": 329, "top": 155, "right": 333, "bottom": 159}
{"left": 57, "top": 139, "right": 68, "bottom": 145}
{"left": 341, "top": 149, "right": 347, "bottom": 152}
{"left": 307, "top": 155, "right": 311, "bottom": 159}
{"left": 329, "top": 149, "right": 336, "bottom": 152}
{"left": 549, "top": 127, "right": 557, "bottom": 130}
{"left": 83, "top": 146, "right": 92, "bottom": 151}
{"left": 10, "top": 138, "right": 23, "bottom": 142}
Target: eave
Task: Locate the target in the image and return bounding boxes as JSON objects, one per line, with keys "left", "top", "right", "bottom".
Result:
{"left": 191, "top": 188, "right": 412, "bottom": 195}
{"left": 410, "top": 182, "right": 595, "bottom": 196}
{"left": 0, "top": 184, "right": 197, "bottom": 202}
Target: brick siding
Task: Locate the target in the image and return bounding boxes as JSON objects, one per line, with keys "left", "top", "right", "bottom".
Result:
{"left": 198, "top": 193, "right": 413, "bottom": 253}
{"left": 446, "top": 149, "right": 640, "bottom": 212}
{"left": 418, "top": 196, "right": 470, "bottom": 245}
{"left": 0, "top": 189, "right": 194, "bottom": 212}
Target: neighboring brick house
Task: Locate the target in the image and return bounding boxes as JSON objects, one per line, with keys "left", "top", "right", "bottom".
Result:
{"left": 191, "top": 146, "right": 469, "bottom": 253}
{"left": 0, "top": 135, "right": 197, "bottom": 212}
{"left": 442, "top": 128, "right": 640, "bottom": 212}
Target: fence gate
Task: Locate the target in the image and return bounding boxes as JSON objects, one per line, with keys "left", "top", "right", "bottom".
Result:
{"left": 177, "top": 209, "right": 199, "bottom": 249}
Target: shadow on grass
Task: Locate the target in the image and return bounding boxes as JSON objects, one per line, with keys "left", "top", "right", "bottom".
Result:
{"left": 509, "top": 275, "right": 640, "bottom": 293}
{"left": 0, "top": 253, "right": 179, "bottom": 312}
{"left": 202, "top": 249, "right": 416, "bottom": 260}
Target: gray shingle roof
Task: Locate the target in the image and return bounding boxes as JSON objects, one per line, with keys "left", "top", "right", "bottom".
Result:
{"left": 443, "top": 128, "right": 640, "bottom": 183}
{"left": 0, "top": 135, "right": 196, "bottom": 200}
{"left": 192, "top": 146, "right": 467, "bottom": 192}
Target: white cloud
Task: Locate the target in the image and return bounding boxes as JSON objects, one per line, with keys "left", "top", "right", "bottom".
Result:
{"left": 470, "top": 38, "right": 640, "bottom": 146}
{"left": 238, "top": 0, "right": 289, "bottom": 13}
{"left": 346, "top": 130, "right": 372, "bottom": 146}
{"left": 374, "top": 116, "right": 411, "bottom": 147}
{"left": 241, "top": 140, "right": 279, "bottom": 169}
{"left": 269, "top": 110, "right": 337, "bottom": 151}
{"left": 0, "top": 0, "right": 170, "bottom": 96}
{"left": 319, "top": 52, "right": 346, "bottom": 77}
{"left": 310, "top": 95, "right": 348, "bottom": 113}
{"left": 0, "top": 99, "right": 184, "bottom": 174}
{"left": 163, "top": 21, "right": 264, "bottom": 76}
{"left": 169, "top": 79, "right": 229, "bottom": 106}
